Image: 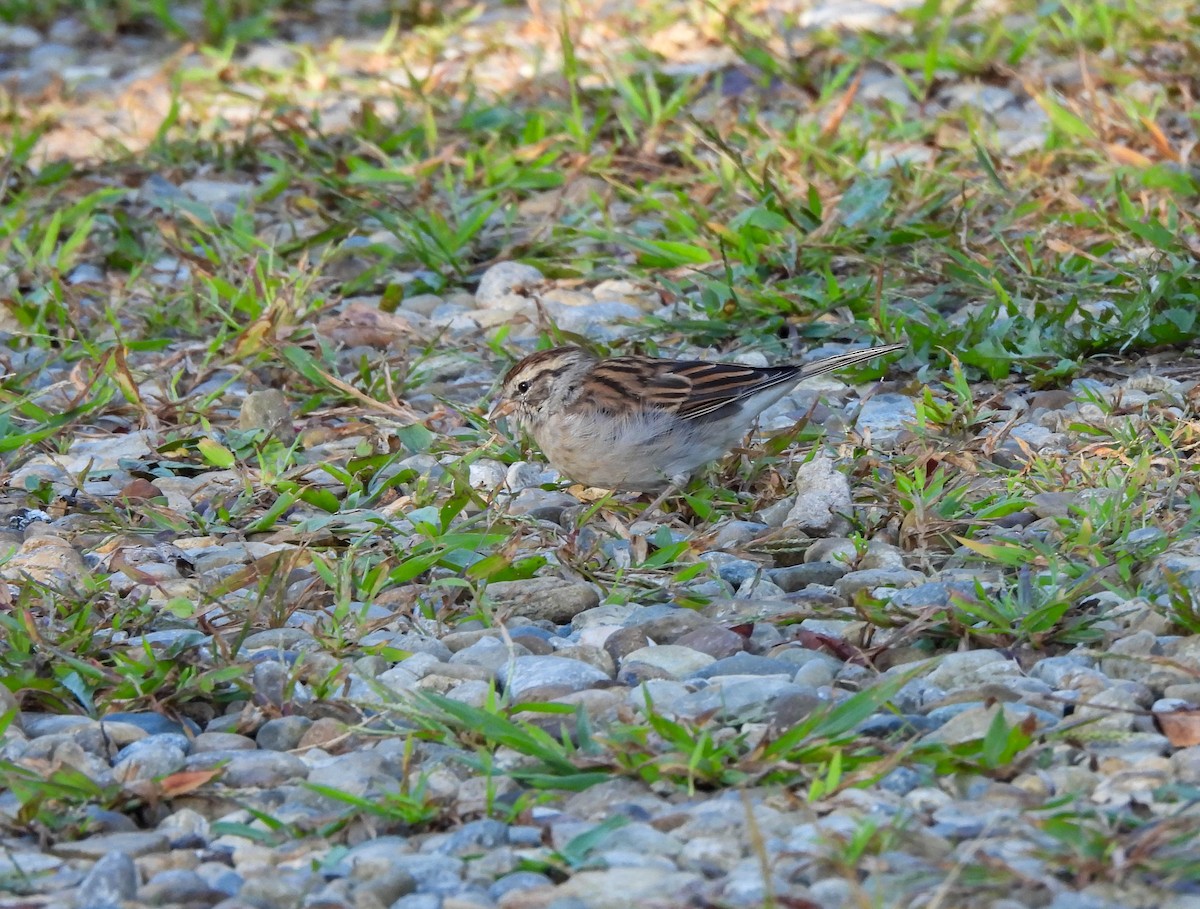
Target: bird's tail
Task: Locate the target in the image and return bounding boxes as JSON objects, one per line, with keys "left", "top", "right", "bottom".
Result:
{"left": 797, "top": 342, "right": 906, "bottom": 379}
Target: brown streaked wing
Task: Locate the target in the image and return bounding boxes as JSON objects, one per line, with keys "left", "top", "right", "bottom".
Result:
{"left": 568, "top": 355, "right": 686, "bottom": 414}
{"left": 661, "top": 360, "right": 801, "bottom": 420}
{"left": 570, "top": 355, "right": 799, "bottom": 420}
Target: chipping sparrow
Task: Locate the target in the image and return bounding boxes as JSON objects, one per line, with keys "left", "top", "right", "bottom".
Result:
{"left": 488, "top": 342, "right": 905, "bottom": 492}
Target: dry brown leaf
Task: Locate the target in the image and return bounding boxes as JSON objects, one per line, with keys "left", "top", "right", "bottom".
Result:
{"left": 157, "top": 768, "right": 222, "bottom": 797}
{"left": 821, "top": 69, "right": 863, "bottom": 140}
{"left": 1104, "top": 143, "right": 1154, "bottom": 168}
{"left": 315, "top": 301, "right": 415, "bottom": 349}
{"left": 1155, "top": 708, "right": 1200, "bottom": 747}
{"left": 1140, "top": 116, "right": 1179, "bottom": 162}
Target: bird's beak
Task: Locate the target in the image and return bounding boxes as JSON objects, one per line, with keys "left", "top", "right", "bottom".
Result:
{"left": 487, "top": 399, "right": 516, "bottom": 423}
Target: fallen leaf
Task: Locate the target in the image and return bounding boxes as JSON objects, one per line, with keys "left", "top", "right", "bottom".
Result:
{"left": 1155, "top": 708, "right": 1200, "bottom": 747}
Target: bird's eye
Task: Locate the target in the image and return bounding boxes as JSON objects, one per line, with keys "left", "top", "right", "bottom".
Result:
{"left": 516, "top": 380, "right": 531, "bottom": 394}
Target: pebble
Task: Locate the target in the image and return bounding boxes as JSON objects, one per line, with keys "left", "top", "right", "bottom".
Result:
{"left": 497, "top": 656, "right": 610, "bottom": 701}
{"left": 487, "top": 577, "right": 600, "bottom": 622}
{"left": 783, "top": 456, "right": 854, "bottom": 536}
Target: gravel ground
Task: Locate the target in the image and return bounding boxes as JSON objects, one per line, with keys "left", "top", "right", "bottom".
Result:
{"left": 3, "top": 1, "right": 1200, "bottom": 909}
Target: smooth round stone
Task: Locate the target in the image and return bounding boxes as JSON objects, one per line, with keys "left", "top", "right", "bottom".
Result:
{"left": 709, "top": 557, "right": 761, "bottom": 586}
{"left": 549, "top": 868, "right": 702, "bottom": 909}
{"left": 505, "top": 461, "right": 559, "bottom": 490}
{"left": 783, "top": 456, "right": 853, "bottom": 536}
{"left": 489, "top": 870, "right": 554, "bottom": 900}
{"left": 854, "top": 393, "right": 916, "bottom": 444}
{"left": 468, "top": 459, "right": 508, "bottom": 491}
{"left": 923, "top": 704, "right": 1052, "bottom": 746}
{"left": 878, "top": 766, "right": 925, "bottom": 795}
{"left": 388, "top": 632, "right": 454, "bottom": 661}
{"left": 297, "top": 717, "right": 351, "bottom": 751}
{"left": 383, "top": 855, "right": 465, "bottom": 895}
{"left": 184, "top": 750, "right": 308, "bottom": 786}
{"left": 603, "top": 626, "right": 651, "bottom": 662}
{"left": 625, "top": 606, "right": 710, "bottom": 642}
{"left": 191, "top": 732, "right": 257, "bottom": 753}
{"left": 475, "top": 261, "right": 544, "bottom": 308}
{"left": 621, "top": 644, "right": 714, "bottom": 679}
{"left": 856, "top": 714, "right": 932, "bottom": 736}
{"left": 769, "top": 689, "right": 826, "bottom": 728}
{"left": 255, "top": 716, "right": 313, "bottom": 751}
{"left": 892, "top": 677, "right": 946, "bottom": 713}
{"left": 251, "top": 661, "right": 289, "bottom": 708}
{"left": 486, "top": 578, "right": 600, "bottom": 623}
{"left": 554, "top": 644, "right": 615, "bottom": 676}
{"left": 673, "top": 677, "right": 807, "bottom": 722}
{"left": 78, "top": 850, "right": 138, "bottom": 905}
{"left": 80, "top": 806, "right": 138, "bottom": 835}
{"left": 629, "top": 680, "right": 692, "bottom": 713}
{"left": 238, "top": 870, "right": 323, "bottom": 908}
{"left": 241, "top": 628, "right": 316, "bottom": 650}
{"left": 691, "top": 652, "right": 793, "bottom": 680}
{"left": 347, "top": 864, "right": 416, "bottom": 905}
{"left": 858, "top": 541, "right": 906, "bottom": 570}
{"left": 792, "top": 660, "right": 836, "bottom": 688}
{"left": 432, "top": 818, "right": 509, "bottom": 854}
{"left": 617, "top": 661, "right": 677, "bottom": 687}
{"left": 112, "top": 741, "right": 187, "bottom": 783}
{"left": 804, "top": 538, "right": 857, "bottom": 565}
{"left": 673, "top": 625, "right": 745, "bottom": 660}
{"left": 20, "top": 714, "right": 96, "bottom": 737}
{"left": 887, "top": 582, "right": 952, "bottom": 609}
{"left": 835, "top": 568, "right": 925, "bottom": 595}
{"left": 391, "top": 895, "right": 442, "bottom": 909}
{"left": 52, "top": 832, "right": 169, "bottom": 860}
{"left": 101, "top": 712, "right": 192, "bottom": 736}
{"left": 450, "top": 637, "right": 528, "bottom": 673}
{"left": 157, "top": 809, "right": 210, "bottom": 848}
{"left": 768, "top": 561, "right": 847, "bottom": 591}
{"left": 140, "top": 869, "right": 222, "bottom": 904}
{"left": 678, "top": 835, "right": 743, "bottom": 874}
{"left": 497, "top": 656, "right": 610, "bottom": 701}
{"left": 925, "top": 651, "right": 1023, "bottom": 690}
{"left": 711, "top": 520, "right": 768, "bottom": 548}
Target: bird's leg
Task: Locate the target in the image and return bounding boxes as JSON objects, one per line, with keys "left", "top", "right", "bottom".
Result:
{"left": 640, "top": 474, "right": 690, "bottom": 521}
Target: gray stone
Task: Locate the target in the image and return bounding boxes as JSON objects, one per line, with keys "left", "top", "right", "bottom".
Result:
{"left": 256, "top": 716, "right": 313, "bottom": 751}
{"left": 238, "top": 389, "right": 295, "bottom": 443}
{"left": 475, "top": 261, "right": 545, "bottom": 309}
{"left": 672, "top": 676, "right": 810, "bottom": 722}
{"left": 195, "top": 730, "right": 259, "bottom": 752}
{"left": 489, "top": 870, "right": 554, "bottom": 900}
{"left": 835, "top": 567, "right": 925, "bottom": 595}
{"left": 854, "top": 393, "right": 916, "bottom": 445}
{"left": 140, "top": 869, "right": 223, "bottom": 904}
{"left": 548, "top": 867, "right": 702, "bottom": 909}
{"left": 922, "top": 703, "right": 1049, "bottom": 746}
{"left": 784, "top": 456, "right": 853, "bottom": 536}
{"left": 622, "top": 645, "right": 714, "bottom": 678}
{"left": 925, "top": 651, "right": 1022, "bottom": 690}
{"left": 497, "top": 656, "right": 610, "bottom": 701}
{"left": 53, "top": 832, "right": 169, "bottom": 860}
{"left": 888, "top": 582, "right": 952, "bottom": 609}
{"left": 486, "top": 577, "right": 600, "bottom": 623}
{"left": 185, "top": 749, "right": 308, "bottom": 786}
{"left": 768, "top": 561, "right": 847, "bottom": 591}
{"left": 76, "top": 850, "right": 138, "bottom": 908}
{"left": 111, "top": 740, "right": 187, "bottom": 783}
{"left": 385, "top": 854, "right": 464, "bottom": 894}
{"left": 691, "top": 652, "right": 794, "bottom": 679}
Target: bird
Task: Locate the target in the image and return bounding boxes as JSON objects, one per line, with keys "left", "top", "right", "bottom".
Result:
{"left": 487, "top": 341, "right": 905, "bottom": 492}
